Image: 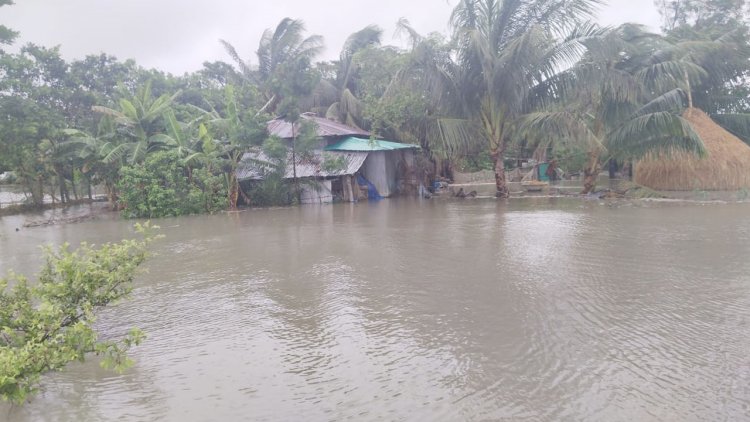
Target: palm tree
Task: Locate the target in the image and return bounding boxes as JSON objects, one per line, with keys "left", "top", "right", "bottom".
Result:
{"left": 92, "top": 81, "right": 181, "bottom": 165}
{"left": 640, "top": 29, "right": 750, "bottom": 143}
{"left": 320, "top": 25, "right": 383, "bottom": 127}
{"left": 518, "top": 24, "right": 707, "bottom": 193}
{"left": 221, "top": 18, "right": 324, "bottom": 114}
{"left": 430, "top": 0, "right": 603, "bottom": 197}
{"left": 389, "top": 19, "right": 460, "bottom": 154}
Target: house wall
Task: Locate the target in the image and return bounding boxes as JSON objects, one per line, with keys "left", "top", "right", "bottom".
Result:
{"left": 385, "top": 151, "right": 399, "bottom": 195}
{"left": 361, "top": 150, "right": 415, "bottom": 197}
{"left": 362, "top": 152, "right": 390, "bottom": 197}
{"left": 300, "top": 180, "right": 333, "bottom": 204}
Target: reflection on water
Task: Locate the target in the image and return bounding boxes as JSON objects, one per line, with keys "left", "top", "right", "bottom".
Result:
{"left": 2, "top": 198, "right": 750, "bottom": 421}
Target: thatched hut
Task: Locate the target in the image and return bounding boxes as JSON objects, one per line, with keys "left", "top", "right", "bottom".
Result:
{"left": 635, "top": 108, "right": 750, "bottom": 191}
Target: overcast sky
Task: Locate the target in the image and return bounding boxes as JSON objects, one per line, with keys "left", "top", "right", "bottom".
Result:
{"left": 1, "top": 0, "right": 662, "bottom": 75}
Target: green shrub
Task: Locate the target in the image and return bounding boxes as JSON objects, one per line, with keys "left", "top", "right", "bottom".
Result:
{"left": 0, "top": 223, "right": 156, "bottom": 404}
{"left": 245, "top": 172, "right": 294, "bottom": 207}
{"left": 118, "top": 151, "right": 226, "bottom": 218}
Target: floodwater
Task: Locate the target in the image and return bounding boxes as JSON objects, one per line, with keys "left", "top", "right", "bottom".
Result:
{"left": 1, "top": 198, "right": 749, "bottom": 421}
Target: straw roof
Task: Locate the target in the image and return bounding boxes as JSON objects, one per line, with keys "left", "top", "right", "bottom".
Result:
{"left": 635, "top": 108, "right": 750, "bottom": 191}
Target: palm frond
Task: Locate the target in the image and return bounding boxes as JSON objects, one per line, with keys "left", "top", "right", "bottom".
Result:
{"left": 518, "top": 111, "right": 603, "bottom": 150}
{"left": 607, "top": 111, "right": 705, "bottom": 159}
{"left": 220, "top": 39, "right": 254, "bottom": 78}
{"left": 427, "top": 117, "right": 483, "bottom": 158}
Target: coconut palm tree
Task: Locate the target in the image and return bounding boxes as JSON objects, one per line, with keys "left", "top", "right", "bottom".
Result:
{"left": 518, "top": 24, "right": 707, "bottom": 193}
{"left": 221, "top": 18, "right": 324, "bottom": 114}
{"left": 639, "top": 29, "right": 750, "bottom": 143}
{"left": 318, "top": 25, "right": 383, "bottom": 127}
{"left": 92, "top": 81, "right": 181, "bottom": 165}
{"left": 429, "top": 0, "right": 604, "bottom": 197}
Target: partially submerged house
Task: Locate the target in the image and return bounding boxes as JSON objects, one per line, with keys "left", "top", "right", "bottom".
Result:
{"left": 237, "top": 113, "right": 419, "bottom": 204}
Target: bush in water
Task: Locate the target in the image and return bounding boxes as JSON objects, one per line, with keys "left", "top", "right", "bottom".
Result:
{"left": 118, "top": 151, "right": 227, "bottom": 218}
{"left": 0, "top": 223, "right": 157, "bottom": 404}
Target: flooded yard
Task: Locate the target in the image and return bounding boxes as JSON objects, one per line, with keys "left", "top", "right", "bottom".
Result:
{"left": 2, "top": 198, "right": 749, "bottom": 421}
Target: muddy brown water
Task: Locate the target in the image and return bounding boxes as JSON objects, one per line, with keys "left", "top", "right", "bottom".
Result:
{"left": 1, "top": 198, "right": 749, "bottom": 421}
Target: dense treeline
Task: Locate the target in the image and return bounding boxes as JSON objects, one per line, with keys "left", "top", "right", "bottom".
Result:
{"left": 0, "top": 0, "right": 748, "bottom": 209}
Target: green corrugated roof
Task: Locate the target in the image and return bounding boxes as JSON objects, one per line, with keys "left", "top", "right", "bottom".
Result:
{"left": 324, "top": 137, "right": 419, "bottom": 152}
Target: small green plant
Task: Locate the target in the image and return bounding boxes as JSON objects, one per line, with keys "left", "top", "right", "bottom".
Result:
{"left": 737, "top": 187, "right": 749, "bottom": 201}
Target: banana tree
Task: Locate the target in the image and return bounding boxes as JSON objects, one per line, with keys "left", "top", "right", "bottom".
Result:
{"left": 191, "top": 87, "right": 268, "bottom": 209}
{"left": 63, "top": 117, "right": 122, "bottom": 208}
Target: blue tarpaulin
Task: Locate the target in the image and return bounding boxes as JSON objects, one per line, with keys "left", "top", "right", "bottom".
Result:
{"left": 357, "top": 174, "right": 382, "bottom": 200}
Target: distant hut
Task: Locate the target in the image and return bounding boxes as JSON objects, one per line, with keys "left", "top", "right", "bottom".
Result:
{"left": 635, "top": 108, "right": 750, "bottom": 191}
{"left": 237, "top": 113, "right": 419, "bottom": 203}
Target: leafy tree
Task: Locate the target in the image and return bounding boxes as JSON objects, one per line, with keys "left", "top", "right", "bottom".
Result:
{"left": 0, "top": 0, "right": 18, "bottom": 51}
{"left": 655, "top": 0, "right": 750, "bottom": 142}
{"left": 0, "top": 45, "right": 72, "bottom": 205}
{"left": 0, "top": 223, "right": 156, "bottom": 404}
{"left": 656, "top": 0, "right": 748, "bottom": 33}
{"left": 63, "top": 117, "right": 123, "bottom": 207}
{"left": 367, "top": 21, "right": 452, "bottom": 157}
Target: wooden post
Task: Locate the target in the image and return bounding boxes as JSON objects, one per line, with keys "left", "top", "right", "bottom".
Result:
{"left": 343, "top": 175, "right": 355, "bottom": 202}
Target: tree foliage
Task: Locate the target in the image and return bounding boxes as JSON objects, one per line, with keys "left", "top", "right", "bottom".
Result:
{"left": 0, "top": 223, "right": 157, "bottom": 404}
{"left": 118, "top": 151, "right": 226, "bottom": 218}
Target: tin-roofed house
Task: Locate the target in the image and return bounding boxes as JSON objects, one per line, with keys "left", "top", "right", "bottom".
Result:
{"left": 237, "top": 113, "right": 419, "bottom": 204}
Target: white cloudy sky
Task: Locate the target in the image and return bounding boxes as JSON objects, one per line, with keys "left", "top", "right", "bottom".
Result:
{"left": 1, "top": 0, "right": 662, "bottom": 74}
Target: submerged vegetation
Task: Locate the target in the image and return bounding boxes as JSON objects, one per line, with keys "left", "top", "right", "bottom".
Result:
{"left": 0, "top": 223, "right": 156, "bottom": 404}
{"left": 0, "top": 0, "right": 748, "bottom": 210}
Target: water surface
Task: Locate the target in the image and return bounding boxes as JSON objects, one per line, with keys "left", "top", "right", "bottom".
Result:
{"left": 1, "top": 199, "right": 749, "bottom": 421}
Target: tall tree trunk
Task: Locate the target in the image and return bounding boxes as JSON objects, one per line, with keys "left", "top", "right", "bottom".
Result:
{"left": 58, "top": 174, "right": 67, "bottom": 204}
{"left": 228, "top": 173, "right": 239, "bottom": 210}
{"left": 105, "top": 180, "right": 117, "bottom": 210}
{"left": 684, "top": 68, "right": 693, "bottom": 109}
{"left": 581, "top": 151, "right": 601, "bottom": 194}
{"left": 29, "top": 175, "right": 44, "bottom": 207}
{"left": 492, "top": 149, "right": 509, "bottom": 198}
{"left": 481, "top": 99, "right": 509, "bottom": 198}
{"left": 291, "top": 128, "right": 301, "bottom": 204}
{"left": 86, "top": 174, "right": 92, "bottom": 200}
{"left": 71, "top": 173, "right": 79, "bottom": 201}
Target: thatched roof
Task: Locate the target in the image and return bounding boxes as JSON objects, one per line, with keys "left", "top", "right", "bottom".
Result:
{"left": 635, "top": 108, "right": 750, "bottom": 191}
